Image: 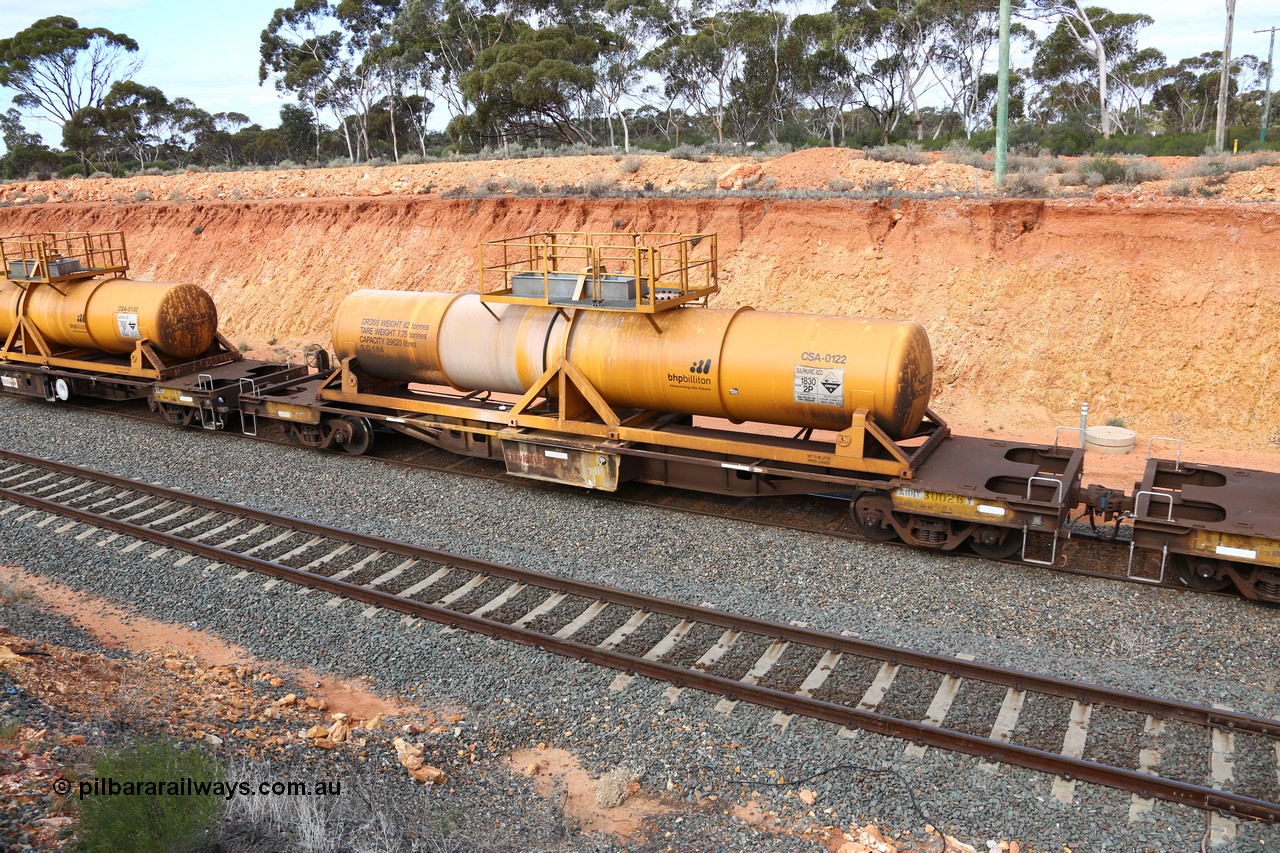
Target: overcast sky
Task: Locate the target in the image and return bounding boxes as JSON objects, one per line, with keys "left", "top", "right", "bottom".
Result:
{"left": 2, "top": 0, "right": 1277, "bottom": 147}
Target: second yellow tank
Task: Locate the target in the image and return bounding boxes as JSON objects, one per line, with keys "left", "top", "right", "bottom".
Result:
{"left": 332, "top": 291, "right": 932, "bottom": 439}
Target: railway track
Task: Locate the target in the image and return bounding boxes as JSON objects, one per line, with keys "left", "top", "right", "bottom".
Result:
{"left": 42, "top": 397, "right": 1212, "bottom": 599}
{"left": 1, "top": 448, "right": 1277, "bottom": 828}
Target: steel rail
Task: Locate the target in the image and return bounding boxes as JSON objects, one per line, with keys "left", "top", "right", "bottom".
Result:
{"left": 2, "top": 452, "right": 1279, "bottom": 822}
{"left": 0, "top": 447, "right": 1273, "bottom": 741}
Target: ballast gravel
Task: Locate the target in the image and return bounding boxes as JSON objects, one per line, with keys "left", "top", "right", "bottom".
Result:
{"left": 1, "top": 395, "right": 1278, "bottom": 852}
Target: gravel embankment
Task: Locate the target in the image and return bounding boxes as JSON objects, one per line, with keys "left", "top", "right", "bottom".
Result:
{"left": 1, "top": 395, "right": 1278, "bottom": 851}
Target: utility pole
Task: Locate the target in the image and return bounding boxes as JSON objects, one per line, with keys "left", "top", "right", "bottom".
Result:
{"left": 1215, "top": 0, "right": 1237, "bottom": 151}
{"left": 995, "top": 0, "right": 1011, "bottom": 189}
{"left": 1259, "top": 27, "right": 1278, "bottom": 143}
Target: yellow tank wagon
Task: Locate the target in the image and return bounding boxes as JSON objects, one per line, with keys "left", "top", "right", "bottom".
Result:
{"left": 311, "top": 232, "right": 948, "bottom": 489}
{"left": 0, "top": 232, "right": 236, "bottom": 397}
{"left": 0, "top": 232, "right": 302, "bottom": 419}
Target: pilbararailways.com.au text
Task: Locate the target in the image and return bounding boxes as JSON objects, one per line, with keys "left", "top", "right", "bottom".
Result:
{"left": 58, "top": 776, "right": 342, "bottom": 800}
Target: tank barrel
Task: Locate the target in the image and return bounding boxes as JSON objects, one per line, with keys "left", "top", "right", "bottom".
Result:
{"left": 0, "top": 277, "right": 219, "bottom": 360}
{"left": 332, "top": 290, "right": 933, "bottom": 439}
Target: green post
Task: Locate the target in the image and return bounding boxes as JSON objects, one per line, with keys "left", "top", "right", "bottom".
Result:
{"left": 995, "top": 0, "right": 1012, "bottom": 189}
{"left": 1262, "top": 28, "right": 1277, "bottom": 144}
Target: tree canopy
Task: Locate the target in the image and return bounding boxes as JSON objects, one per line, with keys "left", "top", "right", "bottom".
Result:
{"left": 0, "top": 16, "right": 141, "bottom": 125}
{"left": 2, "top": 2, "right": 1277, "bottom": 178}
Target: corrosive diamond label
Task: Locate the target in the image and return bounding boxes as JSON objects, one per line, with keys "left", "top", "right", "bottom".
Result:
{"left": 117, "top": 312, "right": 140, "bottom": 339}
{"left": 794, "top": 365, "right": 844, "bottom": 407}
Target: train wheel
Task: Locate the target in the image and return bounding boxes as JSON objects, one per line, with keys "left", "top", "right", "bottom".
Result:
{"left": 968, "top": 525, "right": 1022, "bottom": 560}
{"left": 158, "top": 403, "right": 195, "bottom": 428}
{"left": 339, "top": 416, "right": 374, "bottom": 456}
{"left": 850, "top": 492, "right": 899, "bottom": 541}
{"left": 282, "top": 424, "right": 306, "bottom": 446}
{"left": 1175, "top": 555, "right": 1232, "bottom": 592}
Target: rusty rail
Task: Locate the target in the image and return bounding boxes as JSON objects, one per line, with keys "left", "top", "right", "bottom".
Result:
{"left": 1, "top": 448, "right": 1277, "bottom": 823}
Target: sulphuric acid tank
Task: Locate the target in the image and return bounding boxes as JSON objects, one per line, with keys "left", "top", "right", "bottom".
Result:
{"left": 0, "top": 277, "right": 219, "bottom": 360}
{"left": 332, "top": 291, "right": 932, "bottom": 439}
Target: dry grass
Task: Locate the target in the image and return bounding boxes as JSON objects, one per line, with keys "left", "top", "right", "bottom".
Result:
{"left": 1004, "top": 174, "right": 1048, "bottom": 197}
{"left": 1123, "top": 159, "right": 1167, "bottom": 184}
{"left": 865, "top": 144, "right": 928, "bottom": 165}
{"left": 667, "top": 144, "right": 711, "bottom": 163}
{"left": 595, "top": 763, "right": 642, "bottom": 808}
{"left": 1008, "top": 154, "right": 1070, "bottom": 175}
{"left": 219, "top": 759, "right": 493, "bottom": 853}
{"left": 862, "top": 177, "right": 901, "bottom": 195}
{"left": 941, "top": 141, "right": 994, "bottom": 171}
{"left": 1187, "top": 152, "right": 1278, "bottom": 178}
{"left": 0, "top": 577, "right": 32, "bottom": 605}
{"left": 586, "top": 175, "right": 619, "bottom": 197}
{"left": 0, "top": 715, "right": 22, "bottom": 743}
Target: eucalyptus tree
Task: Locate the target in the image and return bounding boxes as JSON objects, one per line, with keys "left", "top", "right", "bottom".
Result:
{"left": 830, "top": 0, "right": 910, "bottom": 145}
{"left": 590, "top": 0, "right": 674, "bottom": 150}
{"left": 186, "top": 109, "right": 253, "bottom": 167}
{"left": 1149, "top": 50, "right": 1263, "bottom": 134}
{"left": 156, "top": 97, "right": 212, "bottom": 166}
{"left": 393, "top": 0, "right": 523, "bottom": 143}
{"left": 457, "top": 22, "right": 603, "bottom": 145}
{"left": 278, "top": 102, "right": 322, "bottom": 160}
{"left": 933, "top": 0, "right": 1034, "bottom": 138}
{"left": 61, "top": 106, "right": 112, "bottom": 174}
{"left": 362, "top": 31, "right": 424, "bottom": 160}
{"left": 0, "top": 108, "right": 56, "bottom": 178}
{"left": 333, "top": 0, "right": 402, "bottom": 160}
{"left": 1107, "top": 40, "right": 1165, "bottom": 131}
{"left": 261, "top": 0, "right": 401, "bottom": 162}
{"left": 884, "top": 0, "right": 948, "bottom": 141}
{"left": 102, "top": 81, "right": 172, "bottom": 165}
{"left": 592, "top": 24, "right": 642, "bottom": 150}
{"left": 396, "top": 70, "right": 440, "bottom": 155}
{"left": 786, "top": 12, "right": 854, "bottom": 144}
{"left": 1027, "top": 2, "right": 1155, "bottom": 137}
{"left": 727, "top": 3, "right": 796, "bottom": 143}
{"left": 0, "top": 16, "right": 141, "bottom": 128}
{"left": 644, "top": 0, "right": 763, "bottom": 144}
{"left": 260, "top": 0, "right": 346, "bottom": 158}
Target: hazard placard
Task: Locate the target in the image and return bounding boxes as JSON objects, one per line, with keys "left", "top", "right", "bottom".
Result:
{"left": 794, "top": 365, "right": 844, "bottom": 407}
{"left": 117, "top": 312, "right": 140, "bottom": 339}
